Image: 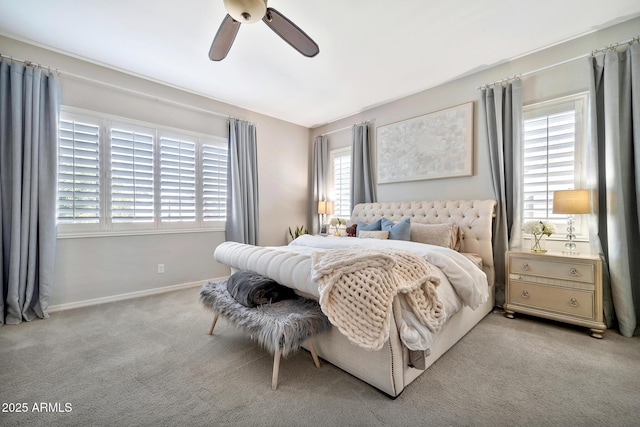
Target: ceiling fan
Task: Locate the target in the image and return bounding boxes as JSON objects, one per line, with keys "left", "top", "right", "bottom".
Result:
{"left": 209, "top": 0, "right": 319, "bottom": 61}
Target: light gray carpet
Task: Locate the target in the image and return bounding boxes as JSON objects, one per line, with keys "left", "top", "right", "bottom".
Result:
{"left": 1, "top": 287, "right": 639, "bottom": 427}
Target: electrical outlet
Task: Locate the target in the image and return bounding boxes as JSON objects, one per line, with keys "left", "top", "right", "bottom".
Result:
{"left": 157, "top": 264, "right": 165, "bottom": 274}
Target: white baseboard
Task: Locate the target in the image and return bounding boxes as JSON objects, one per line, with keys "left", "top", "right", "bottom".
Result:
{"left": 48, "top": 276, "right": 229, "bottom": 313}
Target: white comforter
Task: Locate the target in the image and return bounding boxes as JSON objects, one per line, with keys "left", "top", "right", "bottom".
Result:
{"left": 213, "top": 235, "right": 489, "bottom": 351}
{"left": 289, "top": 235, "right": 488, "bottom": 310}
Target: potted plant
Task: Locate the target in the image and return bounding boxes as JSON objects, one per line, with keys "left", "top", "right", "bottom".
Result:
{"left": 288, "top": 225, "right": 308, "bottom": 241}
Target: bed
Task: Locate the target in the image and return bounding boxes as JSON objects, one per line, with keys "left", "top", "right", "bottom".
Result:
{"left": 213, "top": 200, "right": 497, "bottom": 397}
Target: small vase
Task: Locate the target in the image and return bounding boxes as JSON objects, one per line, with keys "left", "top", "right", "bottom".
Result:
{"left": 530, "top": 234, "right": 547, "bottom": 253}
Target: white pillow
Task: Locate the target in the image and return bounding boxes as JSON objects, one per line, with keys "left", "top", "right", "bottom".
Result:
{"left": 359, "top": 230, "right": 390, "bottom": 239}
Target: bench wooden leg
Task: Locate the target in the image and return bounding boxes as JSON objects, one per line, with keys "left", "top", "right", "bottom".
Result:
{"left": 307, "top": 340, "right": 321, "bottom": 368}
{"left": 272, "top": 348, "right": 282, "bottom": 391}
{"left": 208, "top": 313, "right": 219, "bottom": 335}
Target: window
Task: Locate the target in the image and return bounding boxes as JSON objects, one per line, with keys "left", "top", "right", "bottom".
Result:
{"left": 159, "top": 135, "right": 196, "bottom": 222}
{"left": 58, "top": 115, "right": 101, "bottom": 224}
{"left": 522, "top": 93, "right": 587, "bottom": 236}
{"left": 110, "top": 125, "right": 155, "bottom": 224}
{"left": 330, "top": 148, "right": 351, "bottom": 218}
{"left": 202, "top": 143, "right": 228, "bottom": 221}
{"left": 57, "top": 109, "right": 227, "bottom": 235}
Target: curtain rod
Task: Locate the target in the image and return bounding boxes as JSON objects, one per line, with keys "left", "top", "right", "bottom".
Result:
{"left": 319, "top": 119, "right": 373, "bottom": 137}
{"left": 476, "top": 35, "right": 640, "bottom": 90}
{"left": 0, "top": 52, "right": 57, "bottom": 74}
{"left": 0, "top": 52, "right": 231, "bottom": 120}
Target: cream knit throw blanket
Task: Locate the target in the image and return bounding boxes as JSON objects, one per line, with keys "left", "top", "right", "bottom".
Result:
{"left": 311, "top": 248, "right": 445, "bottom": 351}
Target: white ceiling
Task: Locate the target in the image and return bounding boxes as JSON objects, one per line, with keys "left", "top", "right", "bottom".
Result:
{"left": 1, "top": 0, "right": 639, "bottom": 128}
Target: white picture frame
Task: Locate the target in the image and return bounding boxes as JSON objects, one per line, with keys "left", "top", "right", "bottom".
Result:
{"left": 376, "top": 102, "right": 473, "bottom": 184}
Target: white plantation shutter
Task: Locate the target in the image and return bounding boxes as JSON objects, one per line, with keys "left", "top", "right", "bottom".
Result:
{"left": 160, "top": 137, "right": 196, "bottom": 222}
{"left": 110, "top": 127, "right": 155, "bottom": 223}
{"left": 58, "top": 118, "right": 101, "bottom": 223}
{"left": 202, "top": 143, "right": 228, "bottom": 221}
{"left": 523, "top": 111, "right": 576, "bottom": 221}
{"left": 332, "top": 149, "right": 351, "bottom": 217}
{"left": 522, "top": 94, "right": 586, "bottom": 234}
{"left": 57, "top": 109, "right": 228, "bottom": 235}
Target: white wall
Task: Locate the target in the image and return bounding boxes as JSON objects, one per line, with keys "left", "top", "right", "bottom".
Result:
{"left": 0, "top": 36, "right": 310, "bottom": 307}
{"left": 310, "top": 16, "right": 640, "bottom": 252}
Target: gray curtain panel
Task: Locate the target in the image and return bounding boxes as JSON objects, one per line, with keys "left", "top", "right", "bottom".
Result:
{"left": 0, "top": 60, "right": 60, "bottom": 325}
{"left": 481, "top": 80, "right": 523, "bottom": 307}
{"left": 587, "top": 43, "right": 640, "bottom": 337}
{"left": 226, "top": 118, "right": 259, "bottom": 245}
{"left": 350, "top": 123, "right": 376, "bottom": 212}
{"left": 312, "top": 135, "right": 328, "bottom": 232}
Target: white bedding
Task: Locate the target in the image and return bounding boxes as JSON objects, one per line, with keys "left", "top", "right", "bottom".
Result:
{"left": 213, "top": 234, "right": 489, "bottom": 351}
{"left": 288, "top": 235, "right": 489, "bottom": 309}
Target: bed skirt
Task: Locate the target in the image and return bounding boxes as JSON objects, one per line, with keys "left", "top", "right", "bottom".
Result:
{"left": 304, "top": 285, "right": 495, "bottom": 397}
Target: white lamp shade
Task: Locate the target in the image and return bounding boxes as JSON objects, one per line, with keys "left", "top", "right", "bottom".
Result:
{"left": 318, "top": 200, "right": 333, "bottom": 215}
{"left": 553, "top": 189, "right": 590, "bottom": 214}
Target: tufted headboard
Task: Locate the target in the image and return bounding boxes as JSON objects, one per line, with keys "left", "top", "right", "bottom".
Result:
{"left": 350, "top": 200, "right": 497, "bottom": 286}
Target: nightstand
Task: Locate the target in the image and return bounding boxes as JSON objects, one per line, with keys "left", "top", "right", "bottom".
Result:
{"left": 504, "top": 250, "right": 606, "bottom": 338}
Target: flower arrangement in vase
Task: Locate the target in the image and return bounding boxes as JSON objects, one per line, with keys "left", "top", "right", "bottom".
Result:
{"left": 523, "top": 220, "right": 556, "bottom": 253}
{"left": 330, "top": 218, "right": 346, "bottom": 236}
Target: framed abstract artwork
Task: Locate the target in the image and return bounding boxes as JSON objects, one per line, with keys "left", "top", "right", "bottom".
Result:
{"left": 376, "top": 102, "right": 473, "bottom": 184}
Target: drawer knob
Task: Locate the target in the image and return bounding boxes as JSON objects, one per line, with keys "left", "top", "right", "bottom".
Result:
{"left": 521, "top": 263, "right": 529, "bottom": 271}
{"left": 569, "top": 268, "right": 578, "bottom": 276}
{"left": 569, "top": 298, "right": 578, "bottom": 307}
{"left": 521, "top": 290, "right": 529, "bottom": 299}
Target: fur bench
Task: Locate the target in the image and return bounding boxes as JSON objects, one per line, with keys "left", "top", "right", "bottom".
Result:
{"left": 199, "top": 280, "right": 331, "bottom": 390}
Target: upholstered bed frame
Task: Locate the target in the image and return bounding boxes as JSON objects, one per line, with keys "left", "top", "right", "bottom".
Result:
{"left": 303, "top": 200, "right": 497, "bottom": 397}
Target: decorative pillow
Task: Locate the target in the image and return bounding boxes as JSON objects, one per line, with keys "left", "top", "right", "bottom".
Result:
{"left": 381, "top": 217, "right": 411, "bottom": 241}
{"left": 461, "top": 253, "right": 483, "bottom": 269}
{"left": 452, "top": 224, "right": 464, "bottom": 251}
{"left": 357, "top": 219, "right": 382, "bottom": 233}
{"left": 358, "top": 230, "right": 389, "bottom": 239}
{"left": 410, "top": 222, "right": 462, "bottom": 249}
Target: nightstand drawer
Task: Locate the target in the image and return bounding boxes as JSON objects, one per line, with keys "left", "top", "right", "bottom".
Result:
{"left": 509, "top": 281, "right": 594, "bottom": 319}
{"left": 509, "top": 256, "right": 594, "bottom": 284}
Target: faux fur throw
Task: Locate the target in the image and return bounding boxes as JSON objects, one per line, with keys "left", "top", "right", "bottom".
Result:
{"left": 311, "top": 248, "right": 444, "bottom": 351}
{"left": 200, "top": 280, "right": 331, "bottom": 357}
{"left": 226, "top": 270, "right": 296, "bottom": 307}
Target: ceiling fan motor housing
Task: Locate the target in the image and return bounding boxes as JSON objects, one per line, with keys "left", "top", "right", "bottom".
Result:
{"left": 223, "top": 0, "right": 267, "bottom": 23}
{"left": 210, "top": 0, "right": 318, "bottom": 61}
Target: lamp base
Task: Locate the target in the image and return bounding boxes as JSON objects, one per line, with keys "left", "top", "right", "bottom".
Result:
{"left": 562, "top": 239, "right": 579, "bottom": 256}
{"left": 562, "top": 216, "right": 580, "bottom": 256}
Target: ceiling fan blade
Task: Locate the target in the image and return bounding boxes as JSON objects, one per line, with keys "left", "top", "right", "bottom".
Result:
{"left": 209, "top": 14, "right": 241, "bottom": 61}
{"left": 262, "top": 7, "right": 319, "bottom": 58}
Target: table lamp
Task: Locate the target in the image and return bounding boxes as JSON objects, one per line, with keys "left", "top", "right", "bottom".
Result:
{"left": 317, "top": 200, "right": 333, "bottom": 229}
{"left": 552, "top": 189, "right": 590, "bottom": 255}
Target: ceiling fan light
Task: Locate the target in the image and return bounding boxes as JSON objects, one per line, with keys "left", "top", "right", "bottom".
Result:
{"left": 223, "top": 0, "right": 266, "bottom": 24}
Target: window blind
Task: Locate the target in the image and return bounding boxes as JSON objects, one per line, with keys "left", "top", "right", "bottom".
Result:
{"left": 58, "top": 119, "right": 100, "bottom": 223}
{"left": 58, "top": 109, "right": 228, "bottom": 234}
{"left": 110, "top": 128, "right": 155, "bottom": 223}
{"left": 160, "top": 137, "right": 196, "bottom": 222}
{"left": 333, "top": 152, "right": 351, "bottom": 217}
{"left": 523, "top": 110, "right": 576, "bottom": 221}
{"left": 202, "top": 143, "right": 228, "bottom": 221}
